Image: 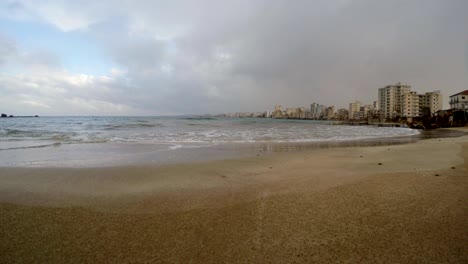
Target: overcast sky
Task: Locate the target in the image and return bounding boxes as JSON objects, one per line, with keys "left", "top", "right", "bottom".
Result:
{"left": 0, "top": 0, "right": 467, "bottom": 115}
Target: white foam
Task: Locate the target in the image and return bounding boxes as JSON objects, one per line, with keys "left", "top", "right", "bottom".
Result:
{"left": 169, "top": 144, "right": 183, "bottom": 150}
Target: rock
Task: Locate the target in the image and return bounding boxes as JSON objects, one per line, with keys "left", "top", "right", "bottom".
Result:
{"left": 378, "top": 163, "right": 383, "bottom": 165}
{"left": 1, "top": 113, "right": 6, "bottom": 118}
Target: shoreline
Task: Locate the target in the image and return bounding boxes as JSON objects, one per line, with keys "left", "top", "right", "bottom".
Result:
{"left": 1, "top": 127, "right": 465, "bottom": 168}
{"left": 0, "top": 127, "right": 467, "bottom": 263}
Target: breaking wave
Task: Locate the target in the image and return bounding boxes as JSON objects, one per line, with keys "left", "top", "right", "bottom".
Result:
{"left": 0, "top": 117, "right": 420, "bottom": 151}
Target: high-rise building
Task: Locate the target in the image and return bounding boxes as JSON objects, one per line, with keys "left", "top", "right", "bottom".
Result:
{"left": 349, "top": 101, "right": 361, "bottom": 119}
{"left": 320, "top": 105, "right": 326, "bottom": 118}
{"left": 310, "top": 103, "right": 319, "bottom": 119}
{"left": 286, "top": 108, "right": 297, "bottom": 118}
{"left": 401, "top": 91, "right": 420, "bottom": 117}
{"left": 378, "top": 82, "right": 412, "bottom": 119}
{"left": 272, "top": 105, "right": 284, "bottom": 118}
{"left": 297, "top": 107, "right": 306, "bottom": 119}
{"left": 423, "top": 91, "right": 443, "bottom": 114}
{"left": 401, "top": 90, "right": 443, "bottom": 117}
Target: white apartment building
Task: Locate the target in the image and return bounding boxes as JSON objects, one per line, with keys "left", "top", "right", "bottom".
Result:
{"left": 401, "top": 91, "right": 421, "bottom": 117}
{"left": 402, "top": 90, "right": 443, "bottom": 117}
{"left": 423, "top": 91, "right": 443, "bottom": 114}
{"left": 378, "top": 82, "right": 411, "bottom": 119}
{"left": 349, "top": 101, "right": 361, "bottom": 119}
{"left": 449, "top": 90, "right": 468, "bottom": 110}
{"left": 286, "top": 108, "right": 297, "bottom": 118}
{"left": 310, "top": 103, "right": 319, "bottom": 119}
{"left": 272, "top": 105, "right": 284, "bottom": 118}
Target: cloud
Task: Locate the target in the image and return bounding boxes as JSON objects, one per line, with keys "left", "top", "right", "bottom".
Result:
{"left": 0, "top": 34, "right": 17, "bottom": 65}
{"left": 3, "top": 0, "right": 103, "bottom": 31}
{"left": 1, "top": 0, "right": 467, "bottom": 115}
{"left": 0, "top": 69, "right": 142, "bottom": 116}
{"left": 0, "top": 33, "right": 61, "bottom": 69}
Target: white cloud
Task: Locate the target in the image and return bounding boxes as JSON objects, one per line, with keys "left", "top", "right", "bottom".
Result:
{"left": 20, "top": 99, "right": 51, "bottom": 108}
{"left": 0, "top": 69, "right": 142, "bottom": 115}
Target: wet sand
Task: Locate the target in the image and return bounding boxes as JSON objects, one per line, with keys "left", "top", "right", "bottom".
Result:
{"left": 0, "top": 129, "right": 467, "bottom": 263}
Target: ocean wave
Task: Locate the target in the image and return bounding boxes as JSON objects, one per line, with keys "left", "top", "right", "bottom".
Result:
{"left": 0, "top": 118, "right": 421, "bottom": 149}
{"left": 181, "top": 117, "right": 217, "bottom": 120}
{"left": 1, "top": 129, "right": 54, "bottom": 138}
{"left": 102, "top": 123, "right": 162, "bottom": 130}
{"left": 0, "top": 142, "right": 62, "bottom": 151}
{"left": 186, "top": 123, "right": 206, "bottom": 126}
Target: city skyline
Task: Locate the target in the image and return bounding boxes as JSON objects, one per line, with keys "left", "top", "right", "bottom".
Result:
{"left": 225, "top": 82, "right": 445, "bottom": 120}
{"left": 0, "top": 1, "right": 467, "bottom": 116}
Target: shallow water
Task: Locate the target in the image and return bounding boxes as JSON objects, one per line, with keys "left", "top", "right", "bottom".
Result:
{"left": 0, "top": 116, "right": 419, "bottom": 148}
{"left": 0, "top": 116, "right": 428, "bottom": 167}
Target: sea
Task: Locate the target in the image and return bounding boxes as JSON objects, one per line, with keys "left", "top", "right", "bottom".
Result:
{"left": 0, "top": 116, "right": 421, "bottom": 167}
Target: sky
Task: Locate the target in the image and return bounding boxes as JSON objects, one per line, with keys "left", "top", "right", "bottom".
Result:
{"left": 0, "top": 0, "right": 467, "bottom": 116}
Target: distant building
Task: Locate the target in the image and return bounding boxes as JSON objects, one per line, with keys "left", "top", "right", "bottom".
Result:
{"left": 286, "top": 108, "right": 297, "bottom": 118}
{"left": 449, "top": 90, "right": 468, "bottom": 110}
{"left": 402, "top": 91, "right": 421, "bottom": 117}
{"left": 325, "top": 106, "right": 335, "bottom": 119}
{"left": 337, "top": 108, "right": 349, "bottom": 120}
{"left": 310, "top": 103, "right": 319, "bottom": 119}
{"left": 378, "top": 82, "right": 412, "bottom": 119}
{"left": 297, "top": 107, "right": 307, "bottom": 119}
{"left": 272, "top": 105, "right": 284, "bottom": 118}
{"left": 373, "top": 101, "right": 379, "bottom": 111}
{"left": 353, "top": 111, "right": 365, "bottom": 120}
{"left": 361, "top": 104, "right": 373, "bottom": 119}
{"left": 402, "top": 90, "right": 443, "bottom": 117}
{"left": 422, "top": 91, "right": 443, "bottom": 115}
{"left": 310, "top": 103, "right": 327, "bottom": 119}
{"left": 349, "top": 101, "right": 362, "bottom": 120}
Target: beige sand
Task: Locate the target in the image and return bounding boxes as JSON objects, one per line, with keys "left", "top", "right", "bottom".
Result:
{"left": 0, "top": 132, "right": 467, "bottom": 263}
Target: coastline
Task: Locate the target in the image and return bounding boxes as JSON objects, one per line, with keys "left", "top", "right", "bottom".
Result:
{"left": 1, "top": 126, "right": 465, "bottom": 168}
{"left": 0, "top": 128, "right": 467, "bottom": 263}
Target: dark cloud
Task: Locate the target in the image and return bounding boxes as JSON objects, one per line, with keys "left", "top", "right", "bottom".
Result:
{"left": 1, "top": 0, "right": 467, "bottom": 115}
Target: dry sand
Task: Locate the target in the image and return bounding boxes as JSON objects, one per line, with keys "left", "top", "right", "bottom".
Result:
{"left": 0, "top": 130, "right": 467, "bottom": 263}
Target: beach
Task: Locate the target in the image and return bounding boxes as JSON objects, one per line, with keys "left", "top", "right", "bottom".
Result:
{"left": 0, "top": 129, "right": 467, "bottom": 263}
